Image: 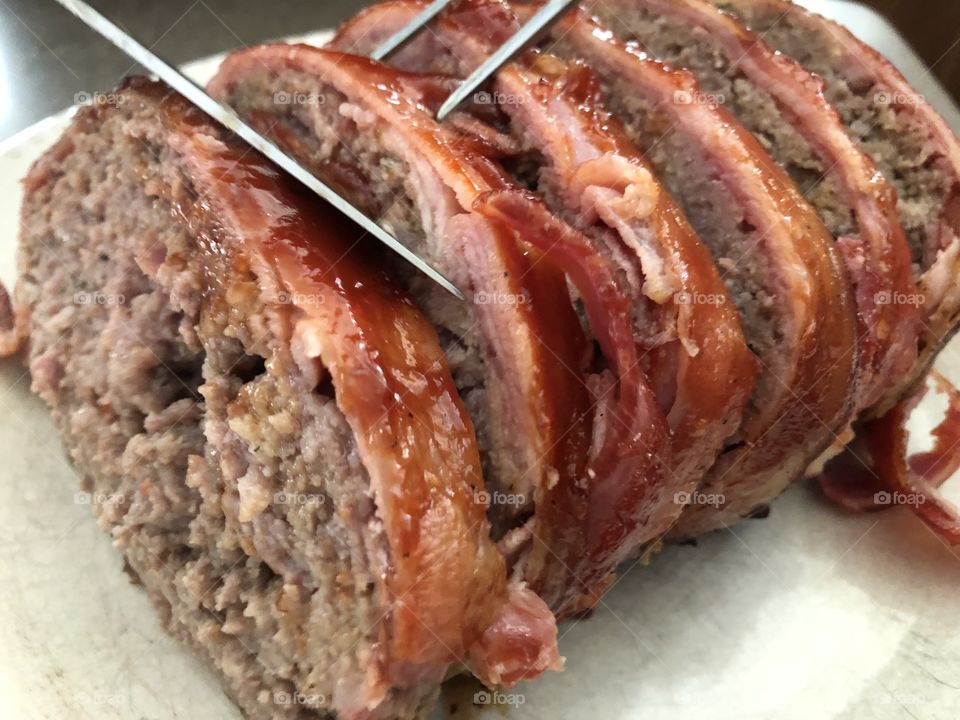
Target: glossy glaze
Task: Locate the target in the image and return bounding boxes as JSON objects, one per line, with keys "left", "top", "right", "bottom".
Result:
{"left": 134, "top": 80, "right": 564, "bottom": 702}
{"left": 623, "top": 0, "right": 919, "bottom": 414}
{"left": 209, "top": 45, "right": 610, "bottom": 616}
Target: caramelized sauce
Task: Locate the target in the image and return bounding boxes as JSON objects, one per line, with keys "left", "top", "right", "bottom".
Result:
{"left": 160, "top": 87, "right": 509, "bottom": 673}
{"left": 213, "top": 44, "right": 604, "bottom": 609}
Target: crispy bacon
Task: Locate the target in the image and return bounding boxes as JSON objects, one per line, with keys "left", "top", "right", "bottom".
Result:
{"left": 818, "top": 371, "right": 960, "bottom": 544}
{"left": 155, "top": 90, "right": 563, "bottom": 709}
{"left": 333, "top": 0, "right": 760, "bottom": 561}
{"left": 476, "top": 190, "right": 672, "bottom": 603}
{"left": 210, "top": 45, "right": 673, "bottom": 618}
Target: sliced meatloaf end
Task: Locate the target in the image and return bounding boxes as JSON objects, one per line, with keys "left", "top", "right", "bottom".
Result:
{"left": 714, "top": 0, "right": 960, "bottom": 411}
{"left": 331, "top": 0, "right": 758, "bottom": 538}
{"left": 482, "top": 54, "right": 758, "bottom": 519}
{"left": 16, "top": 78, "right": 562, "bottom": 719}
{"left": 593, "top": 0, "right": 920, "bottom": 422}
{"left": 209, "top": 46, "right": 673, "bottom": 614}
{"left": 507, "top": 5, "right": 859, "bottom": 536}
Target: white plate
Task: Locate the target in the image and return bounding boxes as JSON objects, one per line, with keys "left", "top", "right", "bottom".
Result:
{"left": 2, "top": 6, "right": 959, "bottom": 720}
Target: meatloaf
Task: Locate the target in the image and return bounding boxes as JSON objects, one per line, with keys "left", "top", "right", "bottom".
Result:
{"left": 331, "top": 0, "right": 860, "bottom": 537}
{"left": 713, "top": 0, "right": 960, "bottom": 409}
{"left": 4, "top": 0, "right": 960, "bottom": 718}
{"left": 208, "top": 45, "right": 676, "bottom": 614}
{"left": 6, "top": 78, "right": 562, "bottom": 720}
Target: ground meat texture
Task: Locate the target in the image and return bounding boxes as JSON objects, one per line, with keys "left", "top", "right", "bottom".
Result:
{"left": 218, "top": 70, "right": 534, "bottom": 532}
{"left": 583, "top": 75, "right": 789, "bottom": 428}
{"left": 715, "top": 0, "right": 959, "bottom": 267}
{"left": 16, "top": 84, "right": 436, "bottom": 719}
{"left": 607, "top": 4, "right": 856, "bottom": 240}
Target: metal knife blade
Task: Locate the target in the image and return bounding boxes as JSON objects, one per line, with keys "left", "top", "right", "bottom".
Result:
{"left": 53, "top": 0, "right": 466, "bottom": 300}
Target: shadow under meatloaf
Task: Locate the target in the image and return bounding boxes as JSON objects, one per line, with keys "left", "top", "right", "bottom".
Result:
{"left": 593, "top": 0, "right": 920, "bottom": 426}
{"left": 209, "top": 47, "right": 673, "bottom": 614}
{"left": 329, "top": 0, "right": 757, "bottom": 540}
{"left": 11, "top": 78, "right": 563, "bottom": 720}
{"left": 504, "top": 4, "right": 859, "bottom": 537}
{"left": 714, "top": 0, "right": 960, "bottom": 412}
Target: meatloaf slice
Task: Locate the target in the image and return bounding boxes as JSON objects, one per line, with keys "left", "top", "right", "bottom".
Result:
{"left": 334, "top": 0, "right": 858, "bottom": 535}
{"left": 593, "top": 0, "right": 920, "bottom": 422}
{"left": 477, "top": 53, "right": 758, "bottom": 521}
{"left": 484, "top": 3, "right": 859, "bottom": 536}
{"left": 714, "top": 0, "right": 960, "bottom": 409}
{"left": 209, "top": 46, "right": 674, "bottom": 613}
{"left": 10, "top": 78, "right": 562, "bottom": 720}
{"left": 330, "top": 0, "right": 758, "bottom": 536}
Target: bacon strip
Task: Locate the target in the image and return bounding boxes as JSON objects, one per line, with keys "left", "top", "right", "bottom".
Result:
{"left": 819, "top": 371, "right": 960, "bottom": 544}
{"left": 210, "top": 45, "right": 672, "bottom": 614}
{"left": 152, "top": 90, "right": 562, "bottom": 708}
{"left": 476, "top": 190, "right": 672, "bottom": 601}
{"left": 333, "top": 0, "right": 756, "bottom": 551}
{"left": 597, "top": 0, "right": 919, "bottom": 418}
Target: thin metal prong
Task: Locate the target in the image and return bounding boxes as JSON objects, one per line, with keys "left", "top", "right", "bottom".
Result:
{"left": 371, "top": 0, "right": 456, "bottom": 61}
{"left": 435, "top": 0, "right": 577, "bottom": 122}
{"left": 52, "top": 0, "right": 466, "bottom": 301}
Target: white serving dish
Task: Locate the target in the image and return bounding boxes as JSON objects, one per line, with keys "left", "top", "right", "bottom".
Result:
{"left": 1, "top": 4, "right": 959, "bottom": 719}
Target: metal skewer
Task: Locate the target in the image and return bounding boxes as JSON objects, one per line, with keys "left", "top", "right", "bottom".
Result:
{"left": 371, "top": 0, "right": 578, "bottom": 122}
{"left": 370, "top": 0, "right": 455, "bottom": 61}
{"left": 436, "top": 0, "right": 577, "bottom": 120}
{"left": 53, "top": 0, "right": 466, "bottom": 301}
